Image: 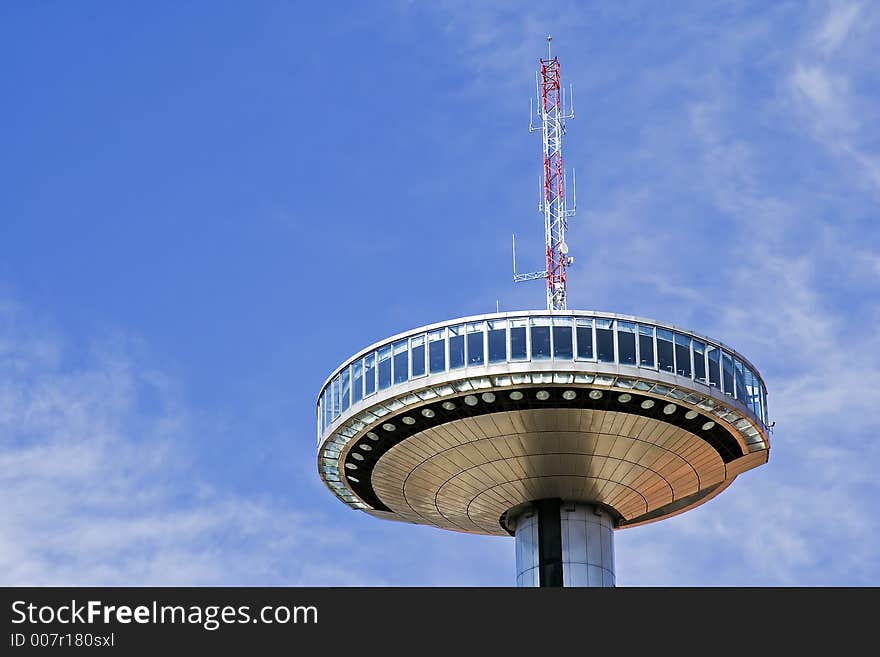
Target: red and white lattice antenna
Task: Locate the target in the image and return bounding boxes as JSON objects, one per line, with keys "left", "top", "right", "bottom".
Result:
{"left": 513, "top": 35, "right": 576, "bottom": 311}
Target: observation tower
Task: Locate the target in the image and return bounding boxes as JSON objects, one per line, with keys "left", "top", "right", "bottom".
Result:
{"left": 316, "top": 38, "right": 771, "bottom": 587}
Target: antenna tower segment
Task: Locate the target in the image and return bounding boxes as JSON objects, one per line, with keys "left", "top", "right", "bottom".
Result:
{"left": 515, "top": 35, "right": 576, "bottom": 311}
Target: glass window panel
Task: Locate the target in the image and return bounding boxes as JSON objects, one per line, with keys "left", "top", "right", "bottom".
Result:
{"left": 746, "top": 371, "right": 756, "bottom": 418}
{"left": 352, "top": 360, "right": 363, "bottom": 405}
{"left": 510, "top": 318, "right": 528, "bottom": 361}
{"left": 393, "top": 339, "right": 408, "bottom": 384}
{"left": 364, "top": 353, "right": 376, "bottom": 396}
{"left": 734, "top": 359, "right": 748, "bottom": 402}
{"left": 657, "top": 329, "right": 674, "bottom": 373}
{"left": 340, "top": 367, "right": 351, "bottom": 412}
{"left": 722, "top": 352, "right": 735, "bottom": 396}
{"left": 756, "top": 388, "right": 764, "bottom": 423}
{"left": 638, "top": 325, "right": 654, "bottom": 368}
{"left": 530, "top": 317, "right": 551, "bottom": 360}
{"left": 378, "top": 345, "right": 392, "bottom": 390}
{"left": 488, "top": 320, "right": 507, "bottom": 363}
{"left": 553, "top": 318, "right": 573, "bottom": 360}
{"left": 617, "top": 321, "right": 636, "bottom": 365}
{"left": 449, "top": 325, "right": 465, "bottom": 370}
{"left": 466, "top": 322, "right": 485, "bottom": 366}
{"left": 596, "top": 318, "right": 614, "bottom": 363}
{"left": 428, "top": 330, "right": 445, "bottom": 374}
{"left": 576, "top": 318, "right": 593, "bottom": 360}
{"left": 466, "top": 332, "right": 484, "bottom": 366}
{"left": 674, "top": 333, "right": 691, "bottom": 378}
{"left": 321, "top": 388, "right": 330, "bottom": 431}
{"left": 693, "top": 339, "right": 706, "bottom": 383}
{"left": 331, "top": 375, "right": 341, "bottom": 419}
{"left": 745, "top": 367, "right": 760, "bottom": 418}
{"left": 325, "top": 388, "right": 331, "bottom": 431}
{"left": 411, "top": 335, "right": 426, "bottom": 378}
{"left": 762, "top": 389, "right": 769, "bottom": 425}
{"left": 707, "top": 345, "right": 721, "bottom": 389}
{"left": 755, "top": 377, "right": 763, "bottom": 421}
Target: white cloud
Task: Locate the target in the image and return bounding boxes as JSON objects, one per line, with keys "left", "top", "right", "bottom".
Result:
{"left": 0, "top": 301, "right": 389, "bottom": 586}
{"left": 815, "top": 2, "right": 861, "bottom": 53}
{"left": 788, "top": 3, "right": 880, "bottom": 195}
{"left": 792, "top": 64, "right": 837, "bottom": 109}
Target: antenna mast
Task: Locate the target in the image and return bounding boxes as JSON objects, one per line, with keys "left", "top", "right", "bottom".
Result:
{"left": 514, "top": 35, "right": 576, "bottom": 311}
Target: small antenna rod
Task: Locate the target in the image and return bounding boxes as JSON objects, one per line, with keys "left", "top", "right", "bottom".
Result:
{"left": 512, "top": 234, "right": 517, "bottom": 279}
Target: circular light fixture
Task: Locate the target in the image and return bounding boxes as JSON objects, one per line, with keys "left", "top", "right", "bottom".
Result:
{"left": 366, "top": 432, "right": 379, "bottom": 441}
{"left": 464, "top": 395, "right": 478, "bottom": 406}
{"left": 685, "top": 410, "right": 698, "bottom": 420}
{"left": 588, "top": 390, "right": 603, "bottom": 400}
{"left": 702, "top": 421, "right": 715, "bottom": 431}
{"left": 382, "top": 423, "right": 396, "bottom": 432}
{"left": 441, "top": 401, "right": 456, "bottom": 411}
{"left": 421, "top": 408, "right": 436, "bottom": 418}
{"left": 617, "top": 393, "right": 632, "bottom": 403}
{"left": 344, "top": 463, "right": 357, "bottom": 470}
{"left": 481, "top": 392, "right": 496, "bottom": 403}
{"left": 663, "top": 403, "right": 677, "bottom": 415}
{"left": 641, "top": 399, "right": 655, "bottom": 409}
{"left": 536, "top": 390, "right": 550, "bottom": 401}
{"left": 562, "top": 390, "right": 577, "bottom": 400}
{"left": 351, "top": 452, "right": 364, "bottom": 461}
{"left": 347, "top": 475, "right": 360, "bottom": 483}
{"left": 509, "top": 391, "right": 524, "bottom": 401}
{"left": 359, "top": 443, "right": 372, "bottom": 451}
{"left": 402, "top": 416, "right": 416, "bottom": 425}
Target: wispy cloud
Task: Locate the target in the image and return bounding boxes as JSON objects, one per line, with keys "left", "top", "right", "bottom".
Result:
{"left": 0, "top": 300, "right": 394, "bottom": 586}
{"left": 815, "top": 2, "right": 861, "bottom": 53}
{"left": 788, "top": 2, "right": 880, "bottom": 195}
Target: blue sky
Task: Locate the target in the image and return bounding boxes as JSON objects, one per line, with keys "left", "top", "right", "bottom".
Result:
{"left": 1, "top": 1, "right": 877, "bottom": 586}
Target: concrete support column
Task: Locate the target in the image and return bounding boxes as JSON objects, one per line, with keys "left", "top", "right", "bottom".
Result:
{"left": 511, "top": 499, "right": 615, "bottom": 587}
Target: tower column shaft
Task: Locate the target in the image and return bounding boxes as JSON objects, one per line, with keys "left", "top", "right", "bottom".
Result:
{"left": 513, "top": 500, "right": 615, "bottom": 587}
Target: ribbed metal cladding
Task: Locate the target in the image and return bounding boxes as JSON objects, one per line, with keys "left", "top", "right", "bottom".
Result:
{"left": 512, "top": 500, "right": 615, "bottom": 587}
{"left": 513, "top": 507, "right": 541, "bottom": 587}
